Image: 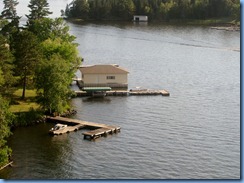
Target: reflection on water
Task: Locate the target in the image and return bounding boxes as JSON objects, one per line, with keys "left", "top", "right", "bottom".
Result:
{"left": 82, "top": 97, "right": 112, "bottom": 103}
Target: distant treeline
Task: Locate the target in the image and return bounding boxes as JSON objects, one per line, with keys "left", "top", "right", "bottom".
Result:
{"left": 64, "top": 0, "right": 240, "bottom": 22}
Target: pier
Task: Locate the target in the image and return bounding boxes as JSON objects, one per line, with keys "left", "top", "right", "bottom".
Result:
{"left": 47, "top": 116, "right": 121, "bottom": 140}
{"left": 0, "top": 161, "right": 13, "bottom": 171}
{"left": 74, "top": 89, "right": 170, "bottom": 97}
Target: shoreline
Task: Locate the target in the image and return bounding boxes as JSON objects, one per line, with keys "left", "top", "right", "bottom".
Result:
{"left": 64, "top": 17, "right": 239, "bottom": 31}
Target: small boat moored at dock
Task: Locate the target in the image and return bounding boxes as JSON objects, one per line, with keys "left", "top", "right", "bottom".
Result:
{"left": 49, "top": 124, "right": 67, "bottom": 132}
{"left": 47, "top": 116, "right": 121, "bottom": 140}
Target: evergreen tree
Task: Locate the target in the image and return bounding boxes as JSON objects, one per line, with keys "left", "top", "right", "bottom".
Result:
{"left": 114, "top": 0, "right": 135, "bottom": 20}
{"left": 12, "top": 30, "right": 41, "bottom": 99}
{"left": 0, "top": 0, "right": 20, "bottom": 38}
{"left": 26, "top": 0, "right": 52, "bottom": 22}
{"left": 69, "top": 0, "right": 90, "bottom": 19}
{"left": 1, "top": 0, "right": 19, "bottom": 19}
{"left": 0, "top": 35, "right": 15, "bottom": 95}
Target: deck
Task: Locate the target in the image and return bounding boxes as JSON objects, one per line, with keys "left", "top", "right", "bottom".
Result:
{"left": 74, "top": 89, "right": 170, "bottom": 97}
{"left": 47, "top": 116, "right": 121, "bottom": 140}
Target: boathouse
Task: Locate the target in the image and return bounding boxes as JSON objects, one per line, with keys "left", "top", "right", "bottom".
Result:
{"left": 78, "top": 64, "right": 129, "bottom": 89}
{"left": 133, "top": 15, "right": 148, "bottom": 22}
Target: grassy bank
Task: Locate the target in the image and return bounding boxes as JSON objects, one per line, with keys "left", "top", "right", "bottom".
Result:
{"left": 10, "top": 89, "right": 39, "bottom": 113}
{"left": 184, "top": 17, "right": 240, "bottom": 26}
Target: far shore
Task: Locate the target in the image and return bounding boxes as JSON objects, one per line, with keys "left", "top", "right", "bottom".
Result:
{"left": 64, "top": 17, "right": 239, "bottom": 28}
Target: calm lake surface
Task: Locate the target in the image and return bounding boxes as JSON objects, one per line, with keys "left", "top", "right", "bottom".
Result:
{"left": 0, "top": 0, "right": 240, "bottom": 179}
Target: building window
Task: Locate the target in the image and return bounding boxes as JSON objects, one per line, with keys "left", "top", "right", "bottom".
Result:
{"left": 107, "top": 76, "right": 115, "bottom": 79}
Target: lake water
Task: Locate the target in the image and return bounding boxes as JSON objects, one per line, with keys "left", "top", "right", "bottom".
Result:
{"left": 0, "top": 0, "right": 240, "bottom": 179}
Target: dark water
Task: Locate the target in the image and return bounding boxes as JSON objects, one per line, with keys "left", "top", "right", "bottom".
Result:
{"left": 0, "top": 0, "right": 240, "bottom": 179}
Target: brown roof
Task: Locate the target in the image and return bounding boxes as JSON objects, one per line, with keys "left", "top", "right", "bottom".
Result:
{"left": 79, "top": 64, "right": 129, "bottom": 74}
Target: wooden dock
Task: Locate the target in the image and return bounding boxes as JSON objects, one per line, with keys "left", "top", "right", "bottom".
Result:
{"left": 49, "top": 124, "right": 85, "bottom": 135}
{"left": 74, "top": 89, "right": 169, "bottom": 97}
{"left": 47, "top": 116, "right": 121, "bottom": 140}
{"left": 0, "top": 161, "right": 13, "bottom": 171}
{"left": 129, "top": 89, "right": 170, "bottom": 96}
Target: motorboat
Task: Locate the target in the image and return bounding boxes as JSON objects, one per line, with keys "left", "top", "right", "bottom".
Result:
{"left": 49, "top": 123, "right": 67, "bottom": 133}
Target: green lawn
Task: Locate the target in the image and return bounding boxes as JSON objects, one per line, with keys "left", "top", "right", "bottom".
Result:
{"left": 10, "top": 89, "right": 40, "bottom": 113}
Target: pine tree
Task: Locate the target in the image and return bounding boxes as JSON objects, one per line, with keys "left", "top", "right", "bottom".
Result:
{"left": 12, "top": 30, "right": 41, "bottom": 99}
{"left": 26, "top": 0, "right": 52, "bottom": 21}
{"left": 1, "top": 0, "right": 20, "bottom": 37}
{"left": 0, "top": 35, "right": 15, "bottom": 95}
{"left": 1, "top": 0, "right": 19, "bottom": 19}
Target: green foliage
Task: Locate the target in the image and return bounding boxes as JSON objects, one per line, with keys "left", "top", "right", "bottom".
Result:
{"left": 49, "top": 18, "right": 76, "bottom": 42}
{"left": 65, "top": 0, "right": 240, "bottom": 22}
{"left": 12, "top": 108, "right": 43, "bottom": 127}
{"left": 1, "top": 0, "right": 19, "bottom": 19}
{"left": 41, "top": 38, "right": 81, "bottom": 70}
{"left": 0, "top": 95, "right": 14, "bottom": 167}
{"left": 0, "top": 68, "right": 4, "bottom": 87}
{"left": 0, "top": 146, "right": 12, "bottom": 168}
{"left": 0, "top": 0, "right": 82, "bottom": 168}
{"left": 68, "top": 0, "right": 90, "bottom": 19}
{"left": 35, "top": 54, "right": 72, "bottom": 114}
{"left": 35, "top": 35, "right": 81, "bottom": 114}
{"left": 0, "top": 35, "right": 15, "bottom": 95}
{"left": 0, "top": 0, "right": 20, "bottom": 37}
{"left": 0, "top": 96, "right": 13, "bottom": 143}
{"left": 26, "top": 0, "right": 52, "bottom": 21}
{"left": 88, "top": 0, "right": 112, "bottom": 20}
{"left": 115, "top": 0, "right": 135, "bottom": 20}
{"left": 12, "top": 30, "right": 42, "bottom": 99}
{"left": 27, "top": 18, "right": 76, "bottom": 42}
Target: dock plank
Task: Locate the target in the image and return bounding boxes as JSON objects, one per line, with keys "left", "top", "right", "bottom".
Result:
{"left": 47, "top": 116, "right": 121, "bottom": 140}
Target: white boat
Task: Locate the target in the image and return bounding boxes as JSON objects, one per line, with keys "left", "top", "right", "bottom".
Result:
{"left": 49, "top": 124, "right": 67, "bottom": 133}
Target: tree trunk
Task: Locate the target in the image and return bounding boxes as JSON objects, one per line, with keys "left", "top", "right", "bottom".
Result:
{"left": 22, "top": 74, "right": 26, "bottom": 99}
{"left": 21, "top": 67, "right": 27, "bottom": 99}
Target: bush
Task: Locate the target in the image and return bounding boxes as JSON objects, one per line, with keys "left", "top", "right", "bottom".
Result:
{"left": 0, "top": 146, "right": 12, "bottom": 168}
{"left": 12, "top": 108, "right": 44, "bottom": 127}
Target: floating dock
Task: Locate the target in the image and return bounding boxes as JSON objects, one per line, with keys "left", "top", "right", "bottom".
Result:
{"left": 47, "top": 116, "right": 121, "bottom": 140}
{"left": 129, "top": 89, "right": 170, "bottom": 96}
{"left": 74, "top": 89, "right": 169, "bottom": 97}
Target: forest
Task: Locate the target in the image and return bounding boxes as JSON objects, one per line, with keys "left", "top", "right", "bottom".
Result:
{"left": 0, "top": 0, "right": 81, "bottom": 168}
{"left": 64, "top": 0, "right": 240, "bottom": 23}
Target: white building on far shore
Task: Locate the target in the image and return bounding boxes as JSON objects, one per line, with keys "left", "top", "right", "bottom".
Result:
{"left": 133, "top": 15, "right": 148, "bottom": 22}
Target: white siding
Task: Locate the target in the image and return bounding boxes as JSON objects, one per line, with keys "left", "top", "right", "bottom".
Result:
{"left": 133, "top": 15, "right": 148, "bottom": 22}
{"left": 83, "top": 74, "right": 128, "bottom": 84}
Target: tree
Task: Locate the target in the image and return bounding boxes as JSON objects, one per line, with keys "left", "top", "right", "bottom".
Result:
{"left": 114, "top": 0, "right": 135, "bottom": 20}
{"left": 0, "top": 0, "right": 20, "bottom": 38}
{"left": 69, "top": 0, "right": 90, "bottom": 19}
{"left": 0, "top": 35, "right": 15, "bottom": 95}
{"left": 0, "top": 68, "right": 13, "bottom": 168}
{"left": 27, "top": 18, "right": 76, "bottom": 43}
{"left": 35, "top": 37, "right": 81, "bottom": 114}
{"left": 88, "top": 0, "right": 112, "bottom": 20}
{"left": 35, "top": 54, "right": 72, "bottom": 114}
{"left": 12, "top": 30, "right": 41, "bottom": 99}
{"left": 0, "top": 95, "right": 13, "bottom": 168}
{"left": 26, "top": 0, "right": 52, "bottom": 23}
{"left": 1, "top": 0, "right": 19, "bottom": 19}
{"left": 49, "top": 18, "right": 76, "bottom": 42}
